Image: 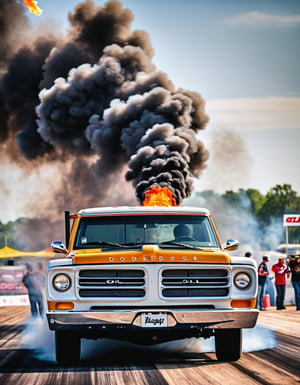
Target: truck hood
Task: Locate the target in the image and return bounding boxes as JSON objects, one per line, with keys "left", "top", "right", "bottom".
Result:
{"left": 66, "top": 245, "right": 231, "bottom": 264}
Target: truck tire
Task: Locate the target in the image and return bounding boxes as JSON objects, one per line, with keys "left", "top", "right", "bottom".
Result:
{"left": 55, "top": 331, "right": 81, "bottom": 365}
{"left": 215, "top": 329, "right": 242, "bottom": 361}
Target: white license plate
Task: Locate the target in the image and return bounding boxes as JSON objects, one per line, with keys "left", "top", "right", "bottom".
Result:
{"left": 141, "top": 313, "right": 168, "bottom": 327}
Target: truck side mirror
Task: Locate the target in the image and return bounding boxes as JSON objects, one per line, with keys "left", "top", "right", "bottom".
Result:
{"left": 51, "top": 241, "right": 68, "bottom": 254}
{"left": 223, "top": 239, "right": 239, "bottom": 251}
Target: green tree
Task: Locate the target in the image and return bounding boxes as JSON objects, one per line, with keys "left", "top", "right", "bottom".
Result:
{"left": 245, "top": 188, "right": 266, "bottom": 216}
{"left": 257, "top": 184, "right": 300, "bottom": 244}
{"left": 0, "top": 221, "right": 16, "bottom": 248}
{"left": 258, "top": 184, "right": 299, "bottom": 223}
{"left": 222, "top": 189, "right": 249, "bottom": 212}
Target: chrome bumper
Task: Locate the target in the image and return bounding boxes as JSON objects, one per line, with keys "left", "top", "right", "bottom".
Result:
{"left": 47, "top": 308, "right": 259, "bottom": 330}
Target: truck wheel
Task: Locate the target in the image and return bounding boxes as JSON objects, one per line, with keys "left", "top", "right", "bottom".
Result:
{"left": 55, "top": 331, "right": 81, "bottom": 365}
{"left": 215, "top": 329, "right": 242, "bottom": 361}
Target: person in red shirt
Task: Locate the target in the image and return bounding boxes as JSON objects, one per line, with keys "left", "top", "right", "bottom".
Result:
{"left": 272, "top": 257, "right": 290, "bottom": 310}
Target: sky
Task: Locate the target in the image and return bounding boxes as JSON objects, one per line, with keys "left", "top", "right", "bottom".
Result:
{"left": 1, "top": 0, "right": 300, "bottom": 223}
{"left": 27, "top": 0, "right": 300, "bottom": 190}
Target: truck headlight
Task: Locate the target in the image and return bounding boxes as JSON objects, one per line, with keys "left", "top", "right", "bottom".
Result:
{"left": 234, "top": 272, "right": 251, "bottom": 289}
{"left": 53, "top": 274, "right": 71, "bottom": 292}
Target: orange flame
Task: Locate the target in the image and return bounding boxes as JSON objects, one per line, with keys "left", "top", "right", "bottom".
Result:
{"left": 142, "top": 186, "right": 177, "bottom": 207}
{"left": 23, "top": 0, "right": 43, "bottom": 16}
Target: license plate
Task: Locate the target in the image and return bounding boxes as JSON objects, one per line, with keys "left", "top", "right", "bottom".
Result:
{"left": 141, "top": 313, "right": 168, "bottom": 327}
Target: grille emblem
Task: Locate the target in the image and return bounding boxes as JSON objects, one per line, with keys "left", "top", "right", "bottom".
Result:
{"left": 182, "top": 279, "right": 202, "bottom": 285}
{"left": 106, "top": 279, "right": 121, "bottom": 285}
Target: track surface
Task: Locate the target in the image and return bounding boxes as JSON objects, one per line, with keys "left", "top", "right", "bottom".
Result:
{"left": 0, "top": 305, "right": 299, "bottom": 385}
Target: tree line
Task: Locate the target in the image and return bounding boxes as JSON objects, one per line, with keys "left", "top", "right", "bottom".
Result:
{"left": 0, "top": 183, "right": 299, "bottom": 250}
{"left": 224, "top": 184, "right": 300, "bottom": 243}
{"left": 189, "top": 183, "right": 300, "bottom": 249}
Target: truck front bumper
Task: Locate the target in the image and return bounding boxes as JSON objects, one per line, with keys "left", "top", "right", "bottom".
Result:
{"left": 47, "top": 308, "right": 259, "bottom": 331}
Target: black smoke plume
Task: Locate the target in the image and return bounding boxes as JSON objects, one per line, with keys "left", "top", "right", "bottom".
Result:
{"left": 0, "top": 0, "right": 209, "bottom": 220}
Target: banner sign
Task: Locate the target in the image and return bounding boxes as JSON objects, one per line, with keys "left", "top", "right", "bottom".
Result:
{"left": 0, "top": 295, "right": 29, "bottom": 306}
{"left": 283, "top": 214, "right": 300, "bottom": 227}
{"left": 0, "top": 265, "right": 27, "bottom": 295}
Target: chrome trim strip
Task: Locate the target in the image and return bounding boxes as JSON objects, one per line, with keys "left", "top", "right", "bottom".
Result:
{"left": 47, "top": 309, "right": 259, "bottom": 329}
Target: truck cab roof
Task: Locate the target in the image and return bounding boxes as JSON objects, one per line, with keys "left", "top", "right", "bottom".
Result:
{"left": 77, "top": 206, "right": 211, "bottom": 216}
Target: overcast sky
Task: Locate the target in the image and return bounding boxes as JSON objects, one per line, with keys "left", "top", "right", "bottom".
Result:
{"left": 31, "top": 1, "right": 300, "bottom": 98}
{"left": 27, "top": 0, "right": 300, "bottom": 194}
{"left": 1, "top": 0, "right": 299, "bottom": 223}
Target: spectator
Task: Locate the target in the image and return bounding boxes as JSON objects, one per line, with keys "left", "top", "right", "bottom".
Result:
{"left": 271, "top": 257, "right": 290, "bottom": 310}
{"left": 22, "top": 263, "right": 44, "bottom": 318}
{"left": 256, "top": 255, "right": 270, "bottom": 310}
{"left": 244, "top": 251, "right": 252, "bottom": 258}
{"left": 288, "top": 255, "right": 300, "bottom": 310}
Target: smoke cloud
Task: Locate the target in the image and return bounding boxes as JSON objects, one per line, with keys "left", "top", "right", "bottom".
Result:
{"left": 21, "top": 317, "right": 276, "bottom": 363}
{"left": 0, "top": 0, "right": 209, "bottom": 233}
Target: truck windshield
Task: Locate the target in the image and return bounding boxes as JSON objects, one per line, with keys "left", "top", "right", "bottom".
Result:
{"left": 74, "top": 215, "right": 219, "bottom": 250}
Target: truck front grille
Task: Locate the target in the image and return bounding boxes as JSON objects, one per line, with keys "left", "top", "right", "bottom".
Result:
{"left": 76, "top": 266, "right": 230, "bottom": 300}
{"left": 161, "top": 268, "right": 230, "bottom": 298}
{"left": 78, "top": 269, "right": 146, "bottom": 298}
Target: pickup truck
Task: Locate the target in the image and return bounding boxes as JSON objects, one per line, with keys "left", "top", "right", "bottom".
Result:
{"left": 46, "top": 206, "right": 258, "bottom": 364}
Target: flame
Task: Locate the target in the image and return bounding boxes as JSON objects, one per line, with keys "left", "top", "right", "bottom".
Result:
{"left": 142, "top": 186, "right": 177, "bottom": 207}
{"left": 23, "top": 0, "right": 43, "bottom": 16}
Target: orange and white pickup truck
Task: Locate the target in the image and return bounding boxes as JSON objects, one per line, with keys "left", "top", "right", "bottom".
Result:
{"left": 46, "top": 206, "right": 258, "bottom": 364}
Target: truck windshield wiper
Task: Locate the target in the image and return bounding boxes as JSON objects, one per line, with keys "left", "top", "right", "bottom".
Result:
{"left": 98, "top": 241, "right": 142, "bottom": 250}
{"left": 159, "top": 241, "right": 204, "bottom": 250}
{"left": 79, "top": 241, "right": 142, "bottom": 249}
